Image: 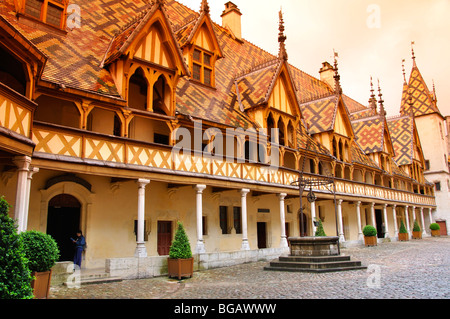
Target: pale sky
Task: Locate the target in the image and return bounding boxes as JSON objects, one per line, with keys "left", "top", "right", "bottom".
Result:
{"left": 178, "top": 0, "right": 450, "bottom": 117}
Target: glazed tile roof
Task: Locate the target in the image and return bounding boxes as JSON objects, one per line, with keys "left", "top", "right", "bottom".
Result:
{"left": 351, "top": 116, "right": 385, "bottom": 154}
{"left": 386, "top": 115, "right": 414, "bottom": 166}
{"left": 400, "top": 61, "right": 440, "bottom": 117}
{"left": 299, "top": 95, "right": 338, "bottom": 134}
{"left": 0, "top": 0, "right": 401, "bottom": 169}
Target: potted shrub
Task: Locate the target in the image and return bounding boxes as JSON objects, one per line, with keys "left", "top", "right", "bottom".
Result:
{"left": 314, "top": 219, "right": 326, "bottom": 237}
{"left": 168, "top": 221, "right": 194, "bottom": 280}
{"left": 0, "top": 197, "right": 33, "bottom": 299}
{"left": 398, "top": 220, "right": 409, "bottom": 241}
{"left": 412, "top": 220, "right": 422, "bottom": 239}
{"left": 363, "top": 225, "right": 377, "bottom": 246}
{"left": 20, "top": 230, "right": 59, "bottom": 299}
{"left": 430, "top": 223, "right": 440, "bottom": 237}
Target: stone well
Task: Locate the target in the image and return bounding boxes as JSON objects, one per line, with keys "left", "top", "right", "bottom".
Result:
{"left": 288, "top": 236, "right": 340, "bottom": 256}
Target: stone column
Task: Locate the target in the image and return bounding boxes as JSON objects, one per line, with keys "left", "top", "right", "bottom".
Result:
{"left": 420, "top": 207, "right": 427, "bottom": 237}
{"left": 337, "top": 199, "right": 345, "bottom": 242}
{"left": 22, "top": 167, "right": 39, "bottom": 232}
{"left": 392, "top": 204, "right": 399, "bottom": 238}
{"left": 13, "top": 156, "right": 31, "bottom": 233}
{"left": 310, "top": 198, "right": 317, "bottom": 236}
{"left": 382, "top": 204, "right": 389, "bottom": 238}
{"left": 278, "top": 193, "right": 288, "bottom": 248}
{"left": 356, "top": 201, "right": 363, "bottom": 241}
{"left": 195, "top": 184, "right": 207, "bottom": 254}
{"left": 370, "top": 202, "right": 376, "bottom": 228}
{"left": 404, "top": 206, "right": 411, "bottom": 235}
{"left": 135, "top": 178, "right": 150, "bottom": 257}
{"left": 428, "top": 208, "right": 433, "bottom": 234}
{"left": 240, "top": 189, "right": 250, "bottom": 250}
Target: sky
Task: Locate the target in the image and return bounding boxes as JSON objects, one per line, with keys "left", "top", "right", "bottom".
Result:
{"left": 178, "top": 0, "right": 450, "bottom": 117}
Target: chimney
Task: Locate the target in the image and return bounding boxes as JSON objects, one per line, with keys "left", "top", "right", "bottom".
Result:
{"left": 319, "top": 61, "right": 335, "bottom": 90}
{"left": 221, "top": 2, "right": 242, "bottom": 39}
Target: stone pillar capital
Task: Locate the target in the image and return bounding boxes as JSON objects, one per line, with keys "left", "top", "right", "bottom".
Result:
{"left": 194, "top": 184, "right": 207, "bottom": 193}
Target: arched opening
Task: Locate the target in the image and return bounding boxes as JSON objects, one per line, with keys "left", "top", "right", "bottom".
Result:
{"left": 0, "top": 46, "right": 27, "bottom": 95}
{"left": 277, "top": 118, "right": 285, "bottom": 146}
{"left": 129, "top": 68, "right": 148, "bottom": 111}
{"left": 284, "top": 151, "right": 296, "bottom": 170}
{"left": 266, "top": 113, "right": 275, "bottom": 140}
{"left": 46, "top": 194, "right": 81, "bottom": 262}
{"left": 335, "top": 164, "right": 343, "bottom": 178}
{"left": 35, "top": 95, "right": 81, "bottom": 129}
{"left": 87, "top": 108, "right": 121, "bottom": 136}
{"left": 152, "top": 75, "right": 171, "bottom": 115}
{"left": 287, "top": 121, "right": 295, "bottom": 148}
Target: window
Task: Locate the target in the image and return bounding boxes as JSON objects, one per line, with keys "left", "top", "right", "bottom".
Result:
{"left": 219, "top": 206, "right": 229, "bottom": 234}
{"left": 233, "top": 207, "right": 242, "bottom": 234}
{"left": 425, "top": 160, "right": 430, "bottom": 171}
{"left": 24, "top": 0, "right": 65, "bottom": 29}
{"left": 435, "top": 182, "right": 441, "bottom": 191}
{"left": 192, "top": 48, "right": 214, "bottom": 86}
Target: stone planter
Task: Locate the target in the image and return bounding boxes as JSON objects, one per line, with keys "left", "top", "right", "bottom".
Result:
{"left": 412, "top": 231, "right": 422, "bottom": 239}
{"left": 31, "top": 270, "right": 52, "bottom": 299}
{"left": 168, "top": 257, "right": 194, "bottom": 280}
{"left": 398, "top": 233, "right": 409, "bottom": 241}
{"left": 364, "top": 236, "right": 377, "bottom": 247}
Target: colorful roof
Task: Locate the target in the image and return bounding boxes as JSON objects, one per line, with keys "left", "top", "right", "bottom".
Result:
{"left": 299, "top": 95, "right": 338, "bottom": 134}
{"left": 387, "top": 115, "right": 414, "bottom": 166}
{"left": 400, "top": 61, "right": 440, "bottom": 117}
{"left": 351, "top": 116, "right": 385, "bottom": 154}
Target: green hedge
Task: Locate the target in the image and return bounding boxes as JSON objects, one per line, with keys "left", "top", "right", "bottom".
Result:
{"left": 169, "top": 222, "right": 192, "bottom": 259}
{"left": 0, "top": 197, "right": 33, "bottom": 299}
{"left": 429, "top": 223, "right": 440, "bottom": 231}
{"left": 399, "top": 220, "right": 408, "bottom": 234}
{"left": 412, "top": 220, "right": 421, "bottom": 232}
{"left": 20, "top": 230, "right": 59, "bottom": 273}
{"left": 362, "top": 225, "right": 377, "bottom": 237}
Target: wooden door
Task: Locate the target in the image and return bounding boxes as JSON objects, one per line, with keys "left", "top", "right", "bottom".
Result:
{"left": 257, "top": 222, "right": 267, "bottom": 249}
{"left": 437, "top": 221, "right": 447, "bottom": 236}
{"left": 157, "top": 221, "right": 172, "bottom": 256}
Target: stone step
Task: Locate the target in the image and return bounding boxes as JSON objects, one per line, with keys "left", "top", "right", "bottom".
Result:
{"left": 62, "top": 268, "right": 123, "bottom": 286}
{"left": 268, "top": 260, "right": 363, "bottom": 270}
{"left": 80, "top": 276, "right": 123, "bottom": 285}
{"left": 279, "top": 255, "right": 351, "bottom": 263}
{"left": 264, "top": 265, "right": 367, "bottom": 273}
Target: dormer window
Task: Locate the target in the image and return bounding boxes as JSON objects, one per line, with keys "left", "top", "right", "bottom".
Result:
{"left": 192, "top": 47, "right": 214, "bottom": 86}
{"left": 23, "top": 0, "right": 66, "bottom": 29}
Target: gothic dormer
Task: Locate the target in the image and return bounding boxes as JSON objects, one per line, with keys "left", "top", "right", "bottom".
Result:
{"left": 177, "top": 0, "right": 223, "bottom": 87}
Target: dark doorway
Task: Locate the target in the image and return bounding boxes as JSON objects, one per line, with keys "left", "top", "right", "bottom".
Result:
{"left": 375, "top": 209, "right": 383, "bottom": 238}
{"left": 157, "top": 221, "right": 172, "bottom": 256}
{"left": 46, "top": 194, "right": 81, "bottom": 262}
{"left": 257, "top": 222, "right": 267, "bottom": 249}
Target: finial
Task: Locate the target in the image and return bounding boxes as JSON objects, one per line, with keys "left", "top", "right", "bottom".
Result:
{"left": 278, "top": 9, "right": 288, "bottom": 61}
{"left": 333, "top": 50, "right": 342, "bottom": 94}
{"left": 201, "top": 0, "right": 210, "bottom": 14}
{"left": 432, "top": 79, "right": 437, "bottom": 102}
{"left": 402, "top": 59, "right": 406, "bottom": 83}
{"left": 411, "top": 41, "right": 416, "bottom": 66}
{"left": 377, "top": 79, "right": 386, "bottom": 117}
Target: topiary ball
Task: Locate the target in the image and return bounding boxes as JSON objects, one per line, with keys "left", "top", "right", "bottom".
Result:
{"left": 362, "top": 225, "right": 377, "bottom": 237}
{"left": 20, "top": 231, "right": 60, "bottom": 273}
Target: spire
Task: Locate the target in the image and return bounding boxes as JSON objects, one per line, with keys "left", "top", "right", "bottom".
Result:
{"left": 278, "top": 9, "right": 288, "bottom": 61}
{"left": 369, "top": 76, "right": 377, "bottom": 112}
{"left": 432, "top": 79, "right": 437, "bottom": 103}
{"left": 377, "top": 79, "right": 386, "bottom": 117}
{"left": 200, "top": 0, "right": 210, "bottom": 14}
{"left": 333, "top": 50, "right": 342, "bottom": 95}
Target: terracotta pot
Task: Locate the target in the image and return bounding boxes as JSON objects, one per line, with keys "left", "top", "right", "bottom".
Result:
{"left": 431, "top": 229, "right": 440, "bottom": 237}
{"left": 168, "top": 257, "right": 194, "bottom": 280}
{"left": 412, "top": 231, "right": 422, "bottom": 239}
{"left": 398, "top": 233, "right": 409, "bottom": 241}
{"left": 30, "top": 269, "right": 52, "bottom": 299}
{"left": 364, "top": 236, "right": 377, "bottom": 247}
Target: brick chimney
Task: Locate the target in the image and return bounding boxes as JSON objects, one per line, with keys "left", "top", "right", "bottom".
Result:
{"left": 319, "top": 61, "right": 335, "bottom": 90}
{"left": 221, "top": 2, "right": 242, "bottom": 39}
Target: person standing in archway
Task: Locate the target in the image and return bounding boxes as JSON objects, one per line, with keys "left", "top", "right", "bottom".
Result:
{"left": 71, "top": 230, "right": 86, "bottom": 270}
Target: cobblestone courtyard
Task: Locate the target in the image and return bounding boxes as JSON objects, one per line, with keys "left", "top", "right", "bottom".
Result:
{"left": 49, "top": 237, "right": 449, "bottom": 299}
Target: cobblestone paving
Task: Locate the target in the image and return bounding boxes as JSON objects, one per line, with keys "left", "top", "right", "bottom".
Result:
{"left": 49, "top": 237, "right": 449, "bottom": 299}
